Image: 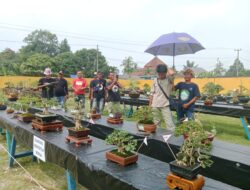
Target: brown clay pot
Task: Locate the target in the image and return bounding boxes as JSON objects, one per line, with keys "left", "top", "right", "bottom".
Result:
{"left": 106, "top": 151, "right": 138, "bottom": 166}
{"left": 6, "top": 109, "right": 14, "bottom": 114}
{"left": 137, "top": 123, "right": 156, "bottom": 133}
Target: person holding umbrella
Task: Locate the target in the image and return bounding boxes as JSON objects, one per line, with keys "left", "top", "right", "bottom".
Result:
{"left": 174, "top": 68, "right": 200, "bottom": 121}
{"left": 149, "top": 64, "right": 175, "bottom": 131}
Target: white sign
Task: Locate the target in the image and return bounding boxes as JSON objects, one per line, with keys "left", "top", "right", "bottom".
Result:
{"left": 162, "top": 134, "right": 172, "bottom": 142}
{"left": 33, "top": 136, "right": 46, "bottom": 162}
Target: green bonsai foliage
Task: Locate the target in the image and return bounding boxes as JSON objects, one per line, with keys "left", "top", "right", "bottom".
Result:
{"left": 174, "top": 120, "right": 214, "bottom": 168}
{"left": 143, "top": 83, "right": 151, "bottom": 94}
{"left": 134, "top": 106, "right": 154, "bottom": 124}
{"left": 203, "top": 82, "right": 224, "bottom": 98}
{"left": 128, "top": 80, "right": 140, "bottom": 94}
{"left": 105, "top": 130, "right": 137, "bottom": 155}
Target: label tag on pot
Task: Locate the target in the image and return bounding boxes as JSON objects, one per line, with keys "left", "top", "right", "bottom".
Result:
{"left": 138, "top": 125, "right": 144, "bottom": 131}
{"left": 33, "top": 136, "right": 46, "bottom": 162}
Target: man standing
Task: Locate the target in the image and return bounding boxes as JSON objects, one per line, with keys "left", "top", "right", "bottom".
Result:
{"left": 175, "top": 69, "right": 200, "bottom": 121}
{"left": 90, "top": 71, "right": 106, "bottom": 114}
{"left": 149, "top": 64, "right": 175, "bottom": 131}
{"left": 54, "top": 71, "right": 68, "bottom": 107}
{"left": 38, "top": 68, "right": 56, "bottom": 99}
{"left": 106, "top": 73, "right": 122, "bottom": 115}
{"left": 89, "top": 72, "right": 97, "bottom": 110}
{"left": 73, "top": 71, "right": 87, "bottom": 108}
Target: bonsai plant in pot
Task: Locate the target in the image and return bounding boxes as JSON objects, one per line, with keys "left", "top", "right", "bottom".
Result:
{"left": 167, "top": 120, "right": 214, "bottom": 190}
{"left": 8, "top": 91, "right": 19, "bottom": 102}
{"left": 128, "top": 80, "right": 140, "bottom": 99}
{"left": 135, "top": 106, "right": 156, "bottom": 133}
{"left": 175, "top": 120, "right": 216, "bottom": 143}
{"left": 143, "top": 83, "right": 151, "bottom": 96}
{"left": 105, "top": 130, "right": 138, "bottom": 166}
{"left": 107, "top": 112, "right": 123, "bottom": 124}
{"left": 66, "top": 99, "right": 92, "bottom": 146}
{"left": 202, "top": 82, "right": 223, "bottom": 106}
{"left": 34, "top": 101, "right": 58, "bottom": 123}
{"left": 88, "top": 107, "right": 101, "bottom": 119}
{"left": 32, "top": 99, "right": 63, "bottom": 132}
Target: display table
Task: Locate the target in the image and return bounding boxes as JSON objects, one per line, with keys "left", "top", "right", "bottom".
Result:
{"left": 0, "top": 110, "right": 240, "bottom": 190}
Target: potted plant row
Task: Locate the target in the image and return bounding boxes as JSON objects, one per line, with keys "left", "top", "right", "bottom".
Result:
{"left": 105, "top": 130, "right": 138, "bottom": 166}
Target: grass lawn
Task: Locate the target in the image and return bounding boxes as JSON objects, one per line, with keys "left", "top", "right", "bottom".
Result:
{"left": 0, "top": 135, "right": 87, "bottom": 190}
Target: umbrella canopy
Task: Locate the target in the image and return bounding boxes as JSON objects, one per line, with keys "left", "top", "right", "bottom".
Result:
{"left": 145, "top": 32, "right": 205, "bottom": 67}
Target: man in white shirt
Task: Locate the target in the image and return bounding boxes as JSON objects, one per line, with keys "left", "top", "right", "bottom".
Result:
{"left": 149, "top": 64, "right": 175, "bottom": 131}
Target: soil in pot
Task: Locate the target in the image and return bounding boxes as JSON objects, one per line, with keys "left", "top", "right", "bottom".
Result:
{"left": 106, "top": 149, "right": 138, "bottom": 166}
{"left": 169, "top": 160, "right": 201, "bottom": 180}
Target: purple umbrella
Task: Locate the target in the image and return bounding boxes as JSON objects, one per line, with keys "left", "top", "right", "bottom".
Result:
{"left": 145, "top": 32, "right": 205, "bottom": 68}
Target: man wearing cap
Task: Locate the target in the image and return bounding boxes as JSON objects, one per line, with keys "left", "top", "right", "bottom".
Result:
{"left": 149, "top": 64, "right": 175, "bottom": 131}
{"left": 38, "top": 68, "right": 56, "bottom": 99}
{"left": 73, "top": 71, "right": 87, "bottom": 108}
{"left": 90, "top": 71, "right": 106, "bottom": 114}
{"left": 174, "top": 68, "right": 200, "bottom": 121}
{"left": 54, "top": 71, "right": 68, "bottom": 107}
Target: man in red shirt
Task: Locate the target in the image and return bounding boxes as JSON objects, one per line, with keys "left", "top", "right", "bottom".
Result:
{"left": 73, "top": 71, "right": 88, "bottom": 108}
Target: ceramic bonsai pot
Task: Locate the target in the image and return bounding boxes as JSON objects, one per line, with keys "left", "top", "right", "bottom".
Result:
{"left": 68, "top": 127, "right": 90, "bottom": 138}
{"left": 18, "top": 113, "right": 34, "bottom": 122}
{"left": 238, "top": 96, "right": 249, "bottom": 104}
{"left": 6, "top": 109, "right": 14, "bottom": 114}
{"left": 35, "top": 112, "right": 58, "bottom": 123}
{"left": 106, "top": 150, "right": 138, "bottom": 166}
{"left": 137, "top": 123, "right": 156, "bottom": 133}
{"left": 169, "top": 160, "right": 201, "bottom": 180}
{"left": 0, "top": 105, "right": 7, "bottom": 110}
{"left": 129, "top": 92, "right": 140, "bottom": 99}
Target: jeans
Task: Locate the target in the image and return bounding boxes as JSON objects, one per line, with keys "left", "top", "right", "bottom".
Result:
{"left": 177, "top": 105, "right": 194, "bottom": 121}
{"left": 92, "top": 98, "right": 104, "bottom": 114}
{"left": 56, "top": 96, "right": 65, "bottom": 107}
{"left": 75, "top": 95, "right": 85, "bottom": 108}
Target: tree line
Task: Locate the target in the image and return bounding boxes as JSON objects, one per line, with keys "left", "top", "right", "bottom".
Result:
{"left": 0, "top": 29, "right": 116, "bottom": 77}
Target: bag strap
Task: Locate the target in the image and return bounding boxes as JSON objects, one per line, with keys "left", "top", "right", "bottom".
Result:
{"left": 157, "top": 78, "right": 170, "bottom": 100}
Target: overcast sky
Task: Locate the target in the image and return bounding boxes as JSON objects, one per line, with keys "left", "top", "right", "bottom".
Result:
{"left": 0, "top": 0, "right": 249, "bottom": 71}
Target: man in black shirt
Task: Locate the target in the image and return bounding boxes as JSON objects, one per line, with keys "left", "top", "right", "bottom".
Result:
{"left": 90, "top": 71, "right": 106, "bottom": 113}
{"left": 106, "top": 72, "right": 122, "bottom": 115}
{"left": 54, "top": 71, "right": 69, "bottom": 106}
{"left": 38, "top": 68, "right": 56, "bottom": 99}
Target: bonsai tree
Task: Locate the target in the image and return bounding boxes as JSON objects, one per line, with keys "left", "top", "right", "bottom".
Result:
{"left": 174, "top": 120, "right": 214, "bottom": 168}
{"left": 202, "top": 82, "right": 223, "bottom": 105}
{"left": 105, "top": 130, "right": 137, "bottom": 156}
{"left": 203, "top": 82, "right": 223, "bottom": 98}
{"left": 143, "top": 83, "right": 151, "bottom": 95}
{"left": 135, "top": 106, "right": 154, "bottom": 125}
{"left": 128, "top": 80, "right": 140, "bottom": 94}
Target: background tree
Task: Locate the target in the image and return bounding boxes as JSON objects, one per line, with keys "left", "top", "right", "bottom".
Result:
{"left": 59, "top": 39, "right": 71, "bottom": 53}
{"left": 20, "top": 29, "right": 59, "bottom": 57}
{"left": 121, "top": 56, "right": 137, "bottom": 77}
{"left": 225, "top": 59, "right": 245, "bottom": 77}
{"left": 20, "top": 53, "right": 54, "bottom": 76}
{"left": 213, "top": 59, "right": 226, "bottom": 77}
